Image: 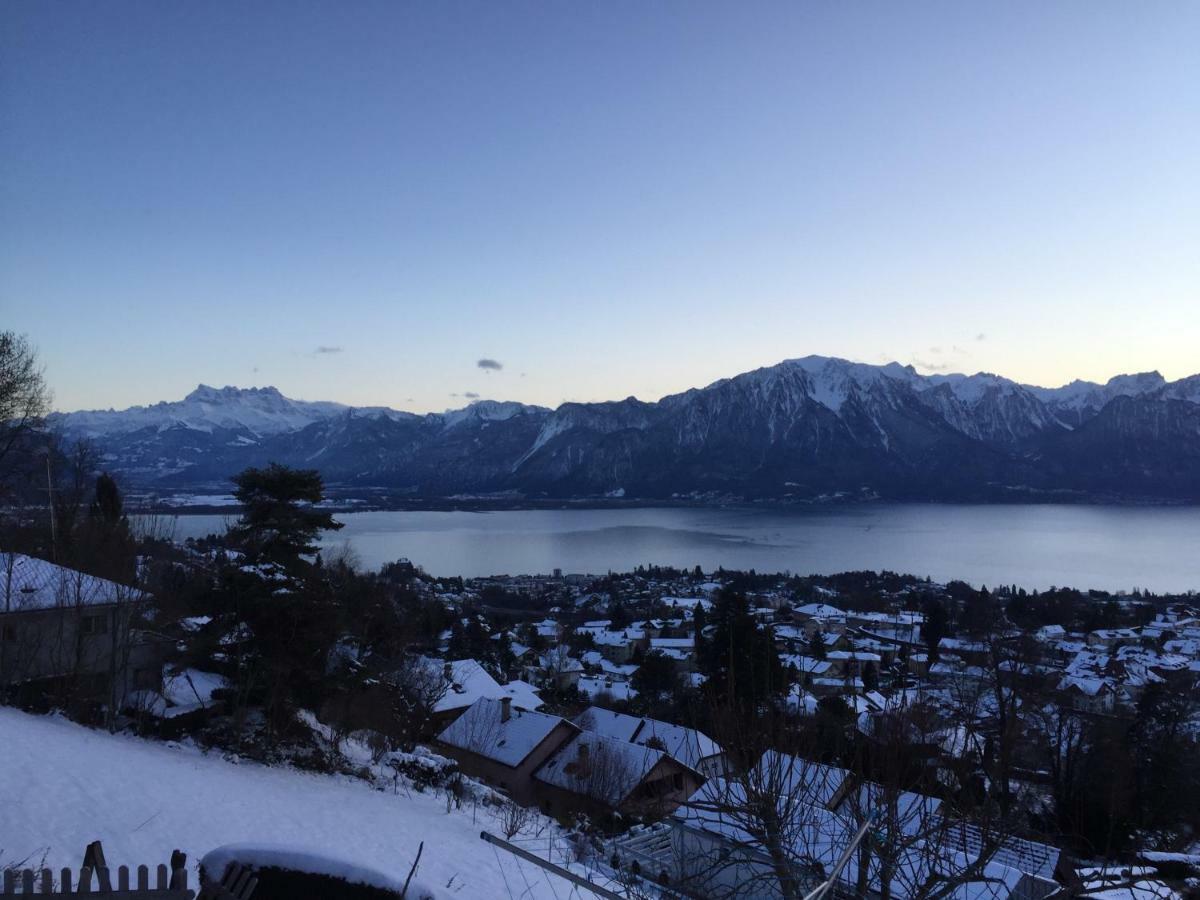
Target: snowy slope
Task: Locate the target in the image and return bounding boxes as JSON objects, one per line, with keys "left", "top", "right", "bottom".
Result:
{"left": 0, "top": 709, "right": 574, "bottom": 899}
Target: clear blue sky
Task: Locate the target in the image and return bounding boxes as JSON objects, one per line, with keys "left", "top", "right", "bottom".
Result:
{"left": 3, "top": 1, "right": 1197, "bottom": 413}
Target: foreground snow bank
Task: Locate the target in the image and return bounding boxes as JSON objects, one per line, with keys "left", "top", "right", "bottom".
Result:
{"left": 0, "top": 708, "right": 568, "bottom": 899}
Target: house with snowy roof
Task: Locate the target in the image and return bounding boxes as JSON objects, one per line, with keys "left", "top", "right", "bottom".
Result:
{"left": 0, "top": 552, "right": 165, "bottom": 705}
{"left": 533, "top": 729, "right": 703, "bottom": 819}
{"left": 526, "top": 645, "right": 585, "bottom": 691}
{"left": 665, "top": 751, "right": 1061, "bottom": 900}
{"left": 648, "top": 636, "right": 696, "bottom": 669}
{"left": 1086, "top": 627, "right": 1141, "bottom": 651}
{"left": 590, "top": 628, "right": 648, "bottom": 664}
{"left": 574, "top": 707, "right": 726, "bottom": 777}
{"left": 1035, "top": 624, "right": 1067, "bottom": 642}
{"left": 793, "top": 602, "right": 845, "bottom": 622}
{"left": 421, "top": 657, "right": 542, "bottom": 728}
{"left": 578, "top": 675, "right": 638, "bottom": 703}
{"left": 436, "top": 696, "right": 578, "bottom": 806}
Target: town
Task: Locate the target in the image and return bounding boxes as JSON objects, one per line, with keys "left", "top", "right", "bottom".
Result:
{"left": 2, "top": 459, "right": 1198, "bottom": 899}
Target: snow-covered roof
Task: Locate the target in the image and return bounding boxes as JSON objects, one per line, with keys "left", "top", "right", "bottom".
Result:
{"left": 827, "top": 650, "right": 882, "bottom": 662}
{"left": 0, "top": 553, "right": 143, "bottom": 613}
{"left": 437, "top": 698, "right": 571, "bottom": 768}
{"left": 660, "top": 597, "right": 713, "bottom": 611}
{"left": 649, "top": 637, "right": 694, "bottom": 650}
{"left": 534, "top": 731, "right": 669, "bottom": 805}
{"left": 574, "top": 707, "right": 643, "bottom": 743}
{"left": 577, "top": 677, "right": 638, "bottom": 702}
{"left": 677, "top": 751, "right": 1057, "bottom": 898}
{"left": 794, "top": 603, "right": 844, "bottom": 618}
{"left": 574, "top": 707, "right": 722, "bottom": 769}
{"left": 424, "top": 658, "right": 543, "bottom": 713}
{"left": 537, "top": 648, "right": 584, "bottom": 673}
{"left": 592, "top": 629, "right": 645, "bottom": 647}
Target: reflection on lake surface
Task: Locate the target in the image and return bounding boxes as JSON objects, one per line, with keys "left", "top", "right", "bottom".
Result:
{"left": 164, "top": 504, "right": 1200, "bottom": 592}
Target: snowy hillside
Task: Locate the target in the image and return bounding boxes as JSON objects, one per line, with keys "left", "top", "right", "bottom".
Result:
{"left": 0, "top": 708, "right": 576, "bottom": 899}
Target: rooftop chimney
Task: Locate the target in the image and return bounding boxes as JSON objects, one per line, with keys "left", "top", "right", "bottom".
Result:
{"left": 500, "top": 696, "right": 512, "bottom": 723}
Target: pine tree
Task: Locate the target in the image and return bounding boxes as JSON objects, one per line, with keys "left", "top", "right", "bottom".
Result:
{"left": 229, "top": 463, "right": 343, "bottom": 570}
{"left": 700, "top": 589, "right": 784, "bottom": 719}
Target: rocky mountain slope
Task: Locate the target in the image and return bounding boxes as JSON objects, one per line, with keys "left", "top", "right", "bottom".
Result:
{"left": 50, "top": 357, "right": 1200, "bottom": 502}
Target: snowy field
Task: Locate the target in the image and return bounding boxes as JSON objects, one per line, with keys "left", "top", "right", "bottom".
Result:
{"left": 0, "top": 708, "right": 588, "bottom": 899}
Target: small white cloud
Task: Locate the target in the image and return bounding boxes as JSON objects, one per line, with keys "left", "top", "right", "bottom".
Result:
{"left": 913, "top": 357, "right": 951, "bottom": 372}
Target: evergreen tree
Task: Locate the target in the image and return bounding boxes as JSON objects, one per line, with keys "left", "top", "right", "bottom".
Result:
{"left": 810, "top": 630, "right": 828, "bottom": 660}
{"left": 861, "top": 660, "right": 879, "bottom": 692}
{"left": 923, "top": 598, "right": 948, "bottom": 662}
{"left": 692, "top": 603, "right": 708, "bottom": 657}
{"left": 699, "top": 589, "right": 784, "bottom": 719}
{"left": 632, "top": 650, "right": 678, "bottom": 701}
{"left": 228, "top": 463, "right": 343, "bottom": 570}
{"left": 218, "top": 464, "right": 345, "bottom": 739}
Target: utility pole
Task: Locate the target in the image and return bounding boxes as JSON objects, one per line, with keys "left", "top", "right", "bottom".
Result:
{"left": 44, "top": 448, "right": 58, "bottom": 564}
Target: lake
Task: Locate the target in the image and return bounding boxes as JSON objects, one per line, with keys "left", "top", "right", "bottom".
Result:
{"left": 160, "top": 504, "right": 1200, "bottom": 593}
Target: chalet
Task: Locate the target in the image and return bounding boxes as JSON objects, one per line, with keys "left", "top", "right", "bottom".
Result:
{"left": 591, "top": 628, "right": 647, "bottom": 664}
{"left": 533, "top": 730, "right": 703, "bottom": 820}
{"left": 578, "top": 675, "right": 638, "bottom": 703}
{"left": 528, "top": 646, "right": 584, "bottom": 691}
{"left": 1057, "top": 675, "right": 1117, "bottom": 714}
{"left": 793, "top": 602, "right": 845, "bottom": 622}
{"left": 1035, "top": 624, "right": 1067, "bottom": 642}
{"left": 575, "top": 706, "right": 725, "bottom": 776}
{"left": 0, "top": 553, "right": 166, "bottom": 707}
{"left": 423, "top": 657, "right": 543, "bottom": 729}
{"left": 648, "top": 636, "right": 696, "bottom": 670}
{"left": 936, "top": 637, "right": 990, "bottom": 667}
{"left": 1086, "top": 628, "right": 1140, "bottom": 651}
{"left": 825, "top": 649, "right": 882, "bottom": 678}
{"left": 436, "top": 697, "right": 577, "bottom": 806}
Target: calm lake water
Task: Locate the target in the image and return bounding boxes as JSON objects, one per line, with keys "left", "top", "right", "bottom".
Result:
{"left": 162, "top": 505, "right": 1200, "bottom": 593}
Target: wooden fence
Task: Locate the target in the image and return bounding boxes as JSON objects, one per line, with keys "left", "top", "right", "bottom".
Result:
{"left": 1, "top": 864, "right": 192, "bottom": 898}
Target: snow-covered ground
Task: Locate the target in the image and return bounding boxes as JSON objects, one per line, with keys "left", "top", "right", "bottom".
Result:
{"left": 0, "top": 708, "right": 582, "bottom": 899}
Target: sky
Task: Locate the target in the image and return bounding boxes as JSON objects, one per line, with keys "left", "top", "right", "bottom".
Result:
{"left": 2, "top": 1, "right": 1198, "bottom": 414}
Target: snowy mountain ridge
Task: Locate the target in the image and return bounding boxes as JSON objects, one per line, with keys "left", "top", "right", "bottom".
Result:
{"left": 49, "top": 357, "right": 1200, "bottom": 501}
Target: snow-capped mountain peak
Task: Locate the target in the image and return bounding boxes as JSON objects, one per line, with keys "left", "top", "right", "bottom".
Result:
{"left": 54, "top": 384, "right": 351, "bottom": 438}
{"left": 439, "top": 400, "right": 548, "bottom": 429}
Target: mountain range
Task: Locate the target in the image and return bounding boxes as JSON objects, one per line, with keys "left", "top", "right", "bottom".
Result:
{"left": 50, "top": 357, "right": 1200, "bottom": 503}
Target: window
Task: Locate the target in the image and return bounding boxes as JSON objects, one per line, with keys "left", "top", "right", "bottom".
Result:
{"left": 81, "top": 613, "right": 108, "bottom": 636}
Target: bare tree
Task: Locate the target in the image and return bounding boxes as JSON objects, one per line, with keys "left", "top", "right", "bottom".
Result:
{"left": 380, "top": 656, "right": 450, "bottom": 750}
{"left": 0, "top": 332, "right": 50, "bottom": 478}
{"left": 496, "top": 797, "right": 536, "bottom": 840}
{"left": 675, "top": 703, "right": 1050, "bottom": 900}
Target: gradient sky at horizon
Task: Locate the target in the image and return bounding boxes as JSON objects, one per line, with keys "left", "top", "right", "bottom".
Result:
{"left": 2, "top": 1, "right": 1198, "bottom": 414}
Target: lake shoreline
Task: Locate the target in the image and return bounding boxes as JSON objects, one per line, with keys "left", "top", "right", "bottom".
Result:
{"left": 158, "top": 504, "right": 1200, "bottom": 593}
{"left": 130, "top": 493, "right": 1200, "bottom": 517}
